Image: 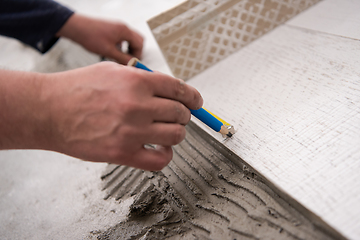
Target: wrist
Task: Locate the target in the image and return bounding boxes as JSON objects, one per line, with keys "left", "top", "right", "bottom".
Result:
{"left": 56, "top": 13, "right": 87, "bottom": 45}
{"left": 0, "top": 70, "right": 53, "bottom": 150}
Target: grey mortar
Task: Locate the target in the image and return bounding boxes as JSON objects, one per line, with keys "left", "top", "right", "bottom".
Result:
{"left": 94, "top": 121, "right": 345, "bottom": 240}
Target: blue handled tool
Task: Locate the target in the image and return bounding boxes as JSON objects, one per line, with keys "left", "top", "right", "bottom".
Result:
{"left": 127, "top": 58, "right": 235, "bottom": 137}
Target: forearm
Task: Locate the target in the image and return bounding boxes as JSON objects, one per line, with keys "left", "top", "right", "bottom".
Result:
{"left": 0, "top": 69, "right": 51, "bottom": 150}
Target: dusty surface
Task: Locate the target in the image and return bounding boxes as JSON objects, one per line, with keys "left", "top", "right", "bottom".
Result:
{"left": 95, "top": 122, "right": 343, "bottom": 240}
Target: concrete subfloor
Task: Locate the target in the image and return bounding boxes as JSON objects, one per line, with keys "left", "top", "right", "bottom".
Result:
{"left": 0, "top": 150, "right": 132, "bottom": 239}
{"left": 0, "top": 1, "right": 183, "bottom": 238}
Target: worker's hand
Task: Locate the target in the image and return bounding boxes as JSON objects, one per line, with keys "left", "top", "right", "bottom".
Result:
{"left": 42, "top": 62, "right": 203, "bottom": 171}
{"left": 57, "top": 14, "right": 143, "bottom": 65}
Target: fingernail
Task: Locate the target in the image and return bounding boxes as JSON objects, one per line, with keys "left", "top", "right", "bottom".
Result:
{"left": 198, "top": 94, "right": 204, "bottom": 109}
{"left": 178, "top": 79, "right": 186, "bottom": 85}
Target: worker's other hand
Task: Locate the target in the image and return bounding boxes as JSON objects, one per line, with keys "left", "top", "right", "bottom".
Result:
{"left": 57, "top": 14, "right": 143, "bottom": 65}
{"left": 43, "top": 62, "right": 203, "bottom": 171}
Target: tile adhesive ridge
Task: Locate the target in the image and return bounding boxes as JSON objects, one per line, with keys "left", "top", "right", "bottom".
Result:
{"left": 95, "top": 122, "right": 345, "bottom": 240}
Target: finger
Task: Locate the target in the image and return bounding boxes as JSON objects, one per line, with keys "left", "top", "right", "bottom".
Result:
{"left": 127, "top": 31, "right": 144, "bottom": 59}
{"left": 130, "top": 145, "right": 173, "bottom": 171}
{"left": 141, "top": 123, "right": 186, "bottom": 146}
{"left": 147, "top": 72, "right": 203, "bottom": 110}
{"left": 118, "top": 25, "right": 144, "bottom": 59}
{"left": 149, "top": 98, "right": 191, "bottom": 125}
{"left": 107, "top": 45, "right": 132, "bottom": 65}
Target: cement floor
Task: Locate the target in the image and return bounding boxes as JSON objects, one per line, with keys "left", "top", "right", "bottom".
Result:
{"left": 0, "top": 1, "right": 182, "bottom": 238}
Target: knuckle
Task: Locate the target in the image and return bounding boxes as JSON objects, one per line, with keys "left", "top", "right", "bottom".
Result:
{"left": 173, "top": 79, "right": 186, "bottom": 98}
{"left": 130, "top": 70, "right": 143, "bottom": 82}
{"left": 97, "top": 61, "right": 119, "bottom": 71}
{"left": 174, "top": 103, "right": 190, "bottom": 124}
{"left": 121, "top": 98, "right": 148, "bottom": 119}
{"left": 97, "top": 62, "right": 124, "bottom": 79}
{"left": 171, "top": 125, "right": 186, "bottom": 145}
{"left": 118, "top": 24, "right": 129, "bottom": 33}
{"left": 183, "top": 106, "right": 191, "bottom": 124}
{"left": 128, "top": 70, "right": 151, "bottom": 89}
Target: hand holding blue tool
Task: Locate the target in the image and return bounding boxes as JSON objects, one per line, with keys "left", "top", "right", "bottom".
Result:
{"left": 128, "top": 58, "right": 235, "bottom": 137}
